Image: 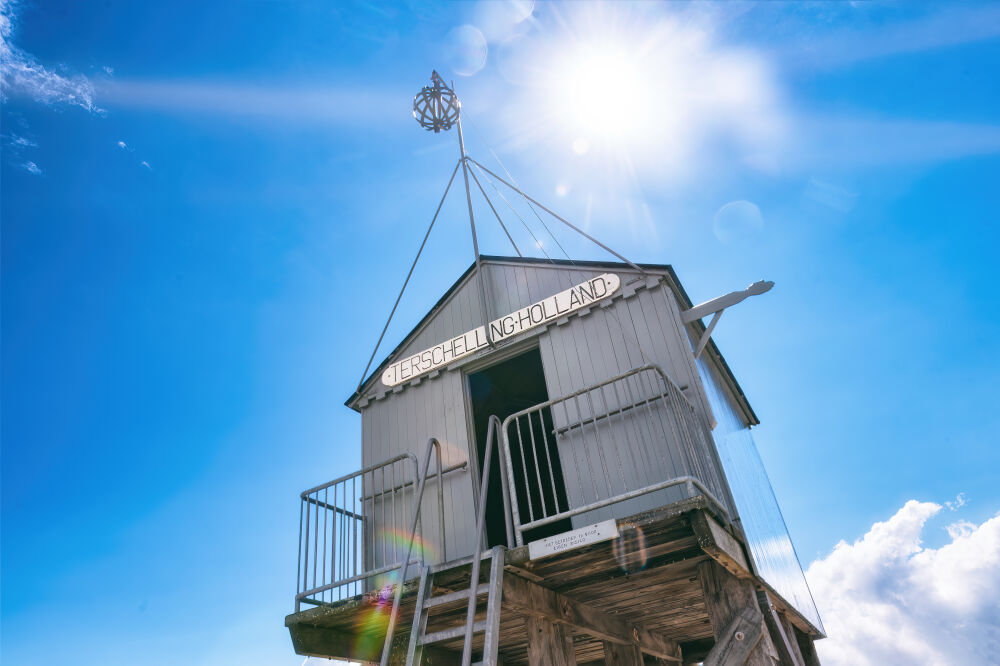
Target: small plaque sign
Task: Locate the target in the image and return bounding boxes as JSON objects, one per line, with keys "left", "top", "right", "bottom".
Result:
{"left": 528, "top": 519, "right": 620, "bottom": 560}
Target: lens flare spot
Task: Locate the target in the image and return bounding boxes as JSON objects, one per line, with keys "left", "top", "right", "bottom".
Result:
{"left": 445, "top": 25, "right": 488, "bottom": 77}
{"left": 613, "top": 526, "right": 648, "bottom": 573}
{"left": 572, "top": 137, "right": 590, "bottom": 155}
{"left": 713, "top": 200, "right": 764, "bottom": 244}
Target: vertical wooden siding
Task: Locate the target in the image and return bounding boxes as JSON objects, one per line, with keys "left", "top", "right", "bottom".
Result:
{"left": 358, "top": 260, "right": 735, "bottom": 562}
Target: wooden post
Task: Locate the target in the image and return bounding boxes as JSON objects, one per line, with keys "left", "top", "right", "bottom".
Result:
{"left": 793, "top": 627, "right": 822, "bottom": 666}
{"left": 757, "top": 590, "right": 803, "bottom": 666}
{"left": 697, "top": 560, "right": 778, "bottom": 666}
{"left": 525, "top": 615, "right": 576, "bottom": 666}
{"left": 603, "top": 640, "right": 643, "bottom": 666}
{"left": 776, "top": 611, "right": 809, "bottom": 666}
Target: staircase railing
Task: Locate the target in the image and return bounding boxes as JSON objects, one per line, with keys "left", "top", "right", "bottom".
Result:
{"left": 461, "top": 414, "right": 504, "bottom": 666}
{"left": 380, "top": 437, "right": 446, "bottom": 666}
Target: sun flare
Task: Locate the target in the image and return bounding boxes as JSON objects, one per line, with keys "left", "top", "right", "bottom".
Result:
{"left": 562, "top": 49, "right": 651, "bottom": 140}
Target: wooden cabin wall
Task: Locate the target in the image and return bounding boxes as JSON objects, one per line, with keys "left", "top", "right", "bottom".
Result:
{"left": 361, "top": 369, "right": 478, "bottom": 567}
{"left": 537, "top": 279, "right": 736, "bottom": 527}
{"left": 357, "top": 260, "right": 737, "bottom": 563}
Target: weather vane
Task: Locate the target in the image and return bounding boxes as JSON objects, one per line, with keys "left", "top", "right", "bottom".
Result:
{"left": 412, "top": 70, "right": 460, "bottom": 133}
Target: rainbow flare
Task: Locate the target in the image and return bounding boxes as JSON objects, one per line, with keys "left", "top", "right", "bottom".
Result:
{"left": 352, "top": 527, "right": 439, "bottom": 656}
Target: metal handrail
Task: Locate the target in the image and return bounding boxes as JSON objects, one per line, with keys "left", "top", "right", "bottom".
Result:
{"left": 518, "top": 475, "right": 729, "bottom": 532}
{"left": 296, "top": 453, "right": 421, "bottom": 610}
{"left": 501, "top": 363, "right": 732, "bottom": 546}
{"left": 379, "top": 438, "right": 446, "bottom": 666}
{"left": 461, "top": 415, "right": 503, "bottom": 666}
{"left": 503, "top": 363, "right": 698, "bottom": 424}
{"left": 299, "top": 453, "right": 417, "bottom": 497}
{"left": 295, "top": 448, "right": 458, "bottom": 611}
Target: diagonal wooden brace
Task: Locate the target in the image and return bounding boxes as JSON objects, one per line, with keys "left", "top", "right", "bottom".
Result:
{"left": 702, "top": 606, "right": 764, "bottom": 666}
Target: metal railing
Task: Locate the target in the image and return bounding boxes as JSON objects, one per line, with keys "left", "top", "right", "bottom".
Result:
{"left": 295, "top": 449, "right": 464, "bottom": 611}
{"left": 380, "top": 438, "right": 449, "bottom": 666}
{"left": 501, "top": 364, "right": 732, "bottom": 546}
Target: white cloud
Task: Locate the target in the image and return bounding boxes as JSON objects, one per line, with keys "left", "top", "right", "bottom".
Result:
{"left": 806, "top": 499, "right": 1000, "bottom": 666}
{"left": 22, "top": 160, "right": 41, "bottom": 174}
{"left": 0, "top": 0, "right": 101, "bottom": 112}
{"left": 946, "top": 493, "right": 968, "bottom": 511}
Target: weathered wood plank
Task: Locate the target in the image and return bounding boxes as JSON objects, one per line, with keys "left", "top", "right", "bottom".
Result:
{"left": 288, "top": 623, "right": 461, "bottom": 664}
{"left": 603, "top": 640, "right": 644, "bottom": 666}
{"left": 778, "top": 611, "right": 808, "bottom": 666}
{"left": 701, "top": 607, "right": 762, "bottom": 666}
{"left": 691, "top": 511, "right": 750, "bottom": 579}
{"left": 503, "top": 574, "right": 682, "bottom": 662}
{"left": 757, "top": 590, "right": 803, "bottom": 666}
{"left": 794, "top": 626, "right": 822, "bottom": 666}
{"left": 525, "top": 615, "right": 576, "bottom": 666}
{"left": 697, "top": 560, "right": 777, "bottom": 666}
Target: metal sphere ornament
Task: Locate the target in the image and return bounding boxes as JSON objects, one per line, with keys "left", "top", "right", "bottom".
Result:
{"left": 412, "top": 71, "right": 460, "bottom": 133}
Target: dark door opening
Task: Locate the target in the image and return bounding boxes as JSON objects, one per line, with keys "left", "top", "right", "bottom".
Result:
{"left": 468, "top": 347, "right": 572, "bottom": 548}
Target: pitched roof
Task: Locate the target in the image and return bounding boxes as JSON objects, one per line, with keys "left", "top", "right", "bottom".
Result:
{"left": 345, "top": 255, "right": 758, "bottom": 426}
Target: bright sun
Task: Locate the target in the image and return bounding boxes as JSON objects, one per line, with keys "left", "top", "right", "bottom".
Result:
{"left": 557, "top": 48, "right": 652, "bottom": 143}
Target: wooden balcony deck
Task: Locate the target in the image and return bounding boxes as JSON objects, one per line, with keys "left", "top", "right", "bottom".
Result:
{"left": 285, "top": 497, "right": 821, "bottom": 665}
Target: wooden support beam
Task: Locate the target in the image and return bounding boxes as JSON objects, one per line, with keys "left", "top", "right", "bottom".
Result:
{"left": 691, "top": 511, "right": 751, "bottom": 578}
{"left": 777, "top": 612, "right": 809, "bottom": 666}
{"left": 756, "top": 590, "right": 804, "bottom": 666}
{"left": 702, "top": 607, "right": 763, "bottom": 666}
{"left": 503, "top": 574, "right": 682, "bottom": 662}
{"left": 603, "top": 640, "right": 643, "bottom": 666}
{"left": 697, "top": 560, "right": 778, "bottom": 666}
{"left": 525, "top": 615, "right": 576, "bottom": 666}
{"left": 288, "top": 623, "right": 460, "bottom": 664}
{"left": 793, "top": 626, "right": 822, "bottom": 666}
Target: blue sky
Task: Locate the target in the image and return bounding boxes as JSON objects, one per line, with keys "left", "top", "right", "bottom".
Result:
{"left": 2, "top": 1, "right": 998, "bottom": 664}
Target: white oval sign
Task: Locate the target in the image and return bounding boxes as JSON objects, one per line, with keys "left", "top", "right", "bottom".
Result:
{"left": 381, "top": 273, "right": 621, "bottom": 387}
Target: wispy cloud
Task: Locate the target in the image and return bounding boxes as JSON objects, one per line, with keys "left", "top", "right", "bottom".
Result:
{"left": 21, "top": 160, "right": 41, "bottom": 175}
{"left": 99, "top": 79, "right": 401, "bottom": 126}
{"left": 781, "top": 5, "right": 1000, "bottom": 71}
{"left": 0, "top": 0, "right": 102, "bottom": 112}
{"left": 787, "top": 115, "right": 1000, "bottom": 170}
{"left": 806, "top": 498, "right": 1000, "bottom": 665}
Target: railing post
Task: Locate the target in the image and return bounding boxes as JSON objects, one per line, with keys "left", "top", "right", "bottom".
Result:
{"left": 380, "top": 438, "right": 442, "bottom": 666}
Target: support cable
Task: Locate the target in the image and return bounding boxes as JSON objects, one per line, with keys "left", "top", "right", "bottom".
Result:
{"left": 463, "top": 133, "right": 661, "bottom": 371}
{"left": 463, "top": 114, "right": 574, "bottom": 262}
{"left": 467, "top": 164, "right": 522, "bottom": 257}
{"left": 470, "top": 161, "right": 552, "bottom": 261}
{"left": 473, "top": 165, "right": 552, "bottom": 254}
{"left": 468, "top": 158, "right": 648, "bottom": 276}
{"left": 356, "top": 160, "right": 461, "bottom": 391}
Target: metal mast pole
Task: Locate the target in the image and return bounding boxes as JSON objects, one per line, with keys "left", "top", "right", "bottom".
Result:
{"left": 454, "top": 88, "right": 495, "bottom": 347}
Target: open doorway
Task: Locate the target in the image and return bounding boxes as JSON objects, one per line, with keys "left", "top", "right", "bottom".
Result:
{"left": 468, "top": 347, "right": 572, "bottom": 548}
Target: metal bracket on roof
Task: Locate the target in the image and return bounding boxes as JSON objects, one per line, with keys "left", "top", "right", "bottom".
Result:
{"left": 682, "top": 280, "right": 774, "bottom": 359}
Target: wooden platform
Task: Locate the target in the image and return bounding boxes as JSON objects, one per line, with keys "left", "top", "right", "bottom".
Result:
{"left": 285, "top": 498, "right": 822, "bottom": 665}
